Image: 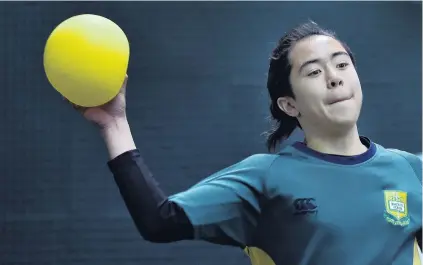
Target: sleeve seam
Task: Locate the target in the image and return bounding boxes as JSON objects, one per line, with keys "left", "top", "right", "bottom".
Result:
{"left": 262, "top": 154, "right": 281, "bottom": 200}
{"left": 388, "top": 150, "right": 421, "bottom": 184}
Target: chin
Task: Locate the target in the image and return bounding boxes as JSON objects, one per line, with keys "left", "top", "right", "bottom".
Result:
{"left": 331, "top": 115, "right": 359, "bottom": 127}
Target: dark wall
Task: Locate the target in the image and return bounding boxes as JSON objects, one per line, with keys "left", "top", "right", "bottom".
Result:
{"left": 1, "top": 2, "right": 421, "bottom": 265}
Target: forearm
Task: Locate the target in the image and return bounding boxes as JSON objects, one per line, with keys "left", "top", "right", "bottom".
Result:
{"left": 104, "top": 120, "right": 194, "bottom": 242}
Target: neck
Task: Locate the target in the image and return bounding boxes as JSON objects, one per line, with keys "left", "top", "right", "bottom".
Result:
{"left": 303, "top": 125, "right": 368, "bottom": 156}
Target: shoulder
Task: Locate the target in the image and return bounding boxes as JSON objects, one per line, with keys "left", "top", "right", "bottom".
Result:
{"left": 191, "top": 154, "right": 280, "bottom": 187}
{"left": 386, "top": 148, "right": 421, "bottom": 161}
{"left": 383, "top": 146, "right": 421, "bottom": 170}
{"left": 216, "top": 153, "right": 280, "bottom": 178}
{"left": 377, "top": 144, "right": 422, "bottom": 183}
{"left": 237, "top": 153, "right": 280, "bottom": 168}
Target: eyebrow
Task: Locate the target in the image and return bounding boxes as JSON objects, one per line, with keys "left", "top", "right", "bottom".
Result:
{"left": 298, "top": 51, "right": 350, "bottom": 74}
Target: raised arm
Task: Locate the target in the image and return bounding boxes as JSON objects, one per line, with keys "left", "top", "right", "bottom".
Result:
{"left": 67, "top": 76, "right": 274, "bottom": 247}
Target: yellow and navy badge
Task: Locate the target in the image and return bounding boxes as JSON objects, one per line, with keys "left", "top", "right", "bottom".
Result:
{"left": 383, "top": 190, "right": 410, "bottom": 227}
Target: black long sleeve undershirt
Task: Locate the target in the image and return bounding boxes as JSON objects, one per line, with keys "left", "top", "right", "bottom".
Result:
{"left": 107, "top": 149, "right": 194, "bottom": 243}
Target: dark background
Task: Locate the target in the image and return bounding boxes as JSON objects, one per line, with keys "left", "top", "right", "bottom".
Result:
{"left": 0, "top": 1, "right": 421, "bottom": 265}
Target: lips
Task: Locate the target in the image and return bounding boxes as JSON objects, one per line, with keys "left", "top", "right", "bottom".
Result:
{"left": 328, "top": 95, "right": 353, "bottom": 105}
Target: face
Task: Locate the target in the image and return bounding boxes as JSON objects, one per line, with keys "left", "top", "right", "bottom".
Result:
{"left": 277, "top": 35, "right": 362, "bottom": 133}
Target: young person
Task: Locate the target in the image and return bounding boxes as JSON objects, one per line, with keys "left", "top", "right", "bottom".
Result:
{"left": 68, "top": 21, "right": 422, "bottom": 265}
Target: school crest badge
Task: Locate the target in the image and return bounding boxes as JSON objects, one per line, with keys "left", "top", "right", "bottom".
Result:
{"left": 384, "top": 190, "right": 410, "bottom": 227}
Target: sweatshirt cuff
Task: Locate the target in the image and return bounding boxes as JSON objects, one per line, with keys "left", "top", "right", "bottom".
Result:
{"left": 107, "top": 149, "right": 140, "bottom": 173}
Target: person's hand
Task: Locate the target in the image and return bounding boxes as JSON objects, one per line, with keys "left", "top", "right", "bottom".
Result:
{"left": 65, "top": 74, "right": 136, "bottom": 159}
{"left": 67, "top": 75, "right": 128, "bottom": 130}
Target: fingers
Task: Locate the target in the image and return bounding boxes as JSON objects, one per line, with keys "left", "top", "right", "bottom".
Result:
{"left": 72, "top": 104, "right": 86, "bottom": 113}
{"left": 62, "top": 96, "right": 86, "bottom": 113}
{"left": 120, "top": 74, "right": 128, "bottom": 94}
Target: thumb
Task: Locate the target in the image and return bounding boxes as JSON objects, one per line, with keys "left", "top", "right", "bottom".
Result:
{"left": 120, "top": 74, "right": 128, "bottom": 94}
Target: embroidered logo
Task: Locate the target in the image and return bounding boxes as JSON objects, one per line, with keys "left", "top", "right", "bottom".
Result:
{"left": 293, "top": 198, "right": 318, "bottom": 215}
{"left": 383, "top": 190, "right": 410, "bottom": 227}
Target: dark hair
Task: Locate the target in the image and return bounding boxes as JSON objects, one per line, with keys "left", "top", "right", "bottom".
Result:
{"left": 265, "top": 21, "right": 356, "bottom": 152}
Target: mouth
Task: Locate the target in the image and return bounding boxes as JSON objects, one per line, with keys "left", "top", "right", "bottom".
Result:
{"left": 328, "top": 95, "right": 353, "bottom": 105}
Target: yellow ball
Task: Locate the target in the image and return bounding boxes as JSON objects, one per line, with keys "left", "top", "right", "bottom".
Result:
{"left": 43, "top": 14, "right": 130, "bottom": 107}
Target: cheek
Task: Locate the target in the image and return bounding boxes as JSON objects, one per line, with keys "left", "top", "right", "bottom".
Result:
{"left": 348, "top": 73, "right": 363, "bottom": 99}
{"left": 346, "top": 68, "right": 361, "bottom": 88}
{"left": 294, "top": 86, "right": 324, "bottom": 114}
{"left": 295, "top": 79, "right": 325, "bottom": 101}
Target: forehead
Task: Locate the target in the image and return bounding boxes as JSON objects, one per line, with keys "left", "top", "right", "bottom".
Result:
{"left": 288, "top": 35, "right": 347, "bottom": 67}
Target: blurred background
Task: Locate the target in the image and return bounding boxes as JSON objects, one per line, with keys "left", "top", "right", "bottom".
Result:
{"left": 0, "top": 1, "right": 421, "bottom": 265}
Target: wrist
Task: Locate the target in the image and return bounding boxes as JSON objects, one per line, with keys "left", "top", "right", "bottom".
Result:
{"left": 101, "top": 118, "right": 137, "bottom": 160}
{"left": 100, "top": 117, "right": 130, "bottom": 136}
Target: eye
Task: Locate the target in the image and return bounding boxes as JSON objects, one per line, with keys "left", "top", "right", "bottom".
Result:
{"left": 307, "top": 69, "right": 321, "bottom": 77}
{"left": 337, "top": 62, "right": 349, "bottom": 69}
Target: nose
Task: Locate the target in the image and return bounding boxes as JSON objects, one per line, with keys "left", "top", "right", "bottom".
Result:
{"left": 327, "top": 76, "right": 344, "bottom": 89}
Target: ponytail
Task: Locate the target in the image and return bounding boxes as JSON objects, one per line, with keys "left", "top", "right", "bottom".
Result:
{"left": 265, "top": 102, "right": 298, "bottom": 152}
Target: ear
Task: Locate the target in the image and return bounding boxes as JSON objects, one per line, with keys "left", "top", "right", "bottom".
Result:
{"left": 277, "top": 97, "right": 300, "bottom": 118}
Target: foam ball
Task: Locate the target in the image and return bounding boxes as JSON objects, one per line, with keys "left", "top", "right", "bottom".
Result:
{"left": 43, "top": 14, "right": 130, "bottom": 107}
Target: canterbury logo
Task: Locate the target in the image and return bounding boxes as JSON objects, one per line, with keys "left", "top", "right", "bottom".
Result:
{"left": 293, "top": 198, "right": 318, "bottom": 215}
